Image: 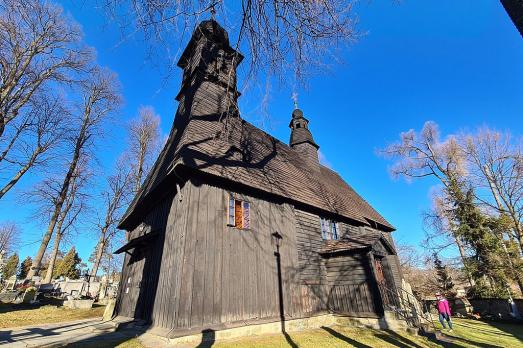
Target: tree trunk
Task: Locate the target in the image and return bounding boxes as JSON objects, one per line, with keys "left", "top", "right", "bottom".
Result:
{"left": 0, "top": 116, "right": 4, "bottom": 139}
{"left": 0, "top": 147, "right": 40, "bottom": 199}
{"left": 43, "top": 228, "right": 63, "bottom": 284}
{"left": 482, "top": 169, "right": 523, "bottom": 293}
{"left": 26, "top": 113, "right": 89, "bottom": 280}
{"left": 454, "top": 235, "right": 476, "bottom": 287}
{"left": 90, "top": 236, "right": 105, "bottom": 279}
{"left": 135, "top": 149, "right": 145, "bottom": 192}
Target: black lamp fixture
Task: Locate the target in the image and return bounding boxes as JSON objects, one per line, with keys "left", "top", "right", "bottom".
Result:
{"left": 271, "top": 231, "right": 283, "bottom": 249}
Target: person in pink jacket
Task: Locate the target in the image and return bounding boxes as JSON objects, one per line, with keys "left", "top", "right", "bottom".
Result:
{"left": 436, "top": 292, "right": 453, "bottom": 331}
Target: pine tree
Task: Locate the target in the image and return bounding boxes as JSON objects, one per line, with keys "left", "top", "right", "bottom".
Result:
{"left": 449, "top": 181, "right": 510, "bottom": 298}
{"left": 53, "top": 247, "right": 82, "bottom": 279}
{"left": 18, "top": 256, "right": 32, "bottom": 279}
{"left": 433, "top": 253, "right": 454, "bottom": 296}
{"left": 2, "top": 253, "right": 19, "bottom": 279}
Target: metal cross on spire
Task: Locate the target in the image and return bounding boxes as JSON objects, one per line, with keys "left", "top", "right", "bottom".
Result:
{"left": 291, "top": 92, "right": 299, "bottom": 109}
{"left": 210, "top": 4, "right": 216, "bottom": 21}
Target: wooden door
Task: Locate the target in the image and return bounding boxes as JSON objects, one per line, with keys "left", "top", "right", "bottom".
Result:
{"left": 374, "top": 256, "right": 396, "bottom": 307}
{"left": 120, "top": 250, "right": 146, "bottom": 318}
{"left": 374, "top": 258, "right": 386, "bottom": 286}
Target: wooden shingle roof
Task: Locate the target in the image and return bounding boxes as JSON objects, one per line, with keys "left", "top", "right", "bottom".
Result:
{"left": 119, "top": 112, "right": 394, "bottom": 231}
{"left": 320, "top": 232, "right": 396, "bottom": 255}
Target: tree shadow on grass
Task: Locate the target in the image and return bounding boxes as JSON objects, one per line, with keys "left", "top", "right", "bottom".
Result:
{"left": 375, "top": 332, "right": 427, "bottom": 348}
{"left": 423, "top": 330, "right": 503, "bottom": 348}
{"left": 321, "top": 326, "right": 372, "bottom": 348}
{"left": 452, "top": 321, "right": 515, "bottom": 337}
{"left": 195, "top": 329, "right": 216, "bottom": 348}
{"left": 63, "top": 329, "right": 144, "bottom": 348}
{"left": 474, "top": 320, "right": 523, "bottom": 342}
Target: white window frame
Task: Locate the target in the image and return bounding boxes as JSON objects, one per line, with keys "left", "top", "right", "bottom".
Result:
{"left": 227, "top": 194, "right": 251, "bottom": 229}
{"left": 320, "top": 217, "right": 339, "bottom": 240}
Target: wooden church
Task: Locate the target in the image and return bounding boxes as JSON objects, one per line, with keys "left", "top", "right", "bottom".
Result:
{"left": 114, "top": 20, "right": 403, "bottom": 338}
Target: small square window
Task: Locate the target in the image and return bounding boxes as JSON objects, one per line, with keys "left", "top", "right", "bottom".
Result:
{"left": 320, "top": 217, "right": 339, "bottom": 240}
{"left": 227, "top": 194, "right": 251, "bottom": 229}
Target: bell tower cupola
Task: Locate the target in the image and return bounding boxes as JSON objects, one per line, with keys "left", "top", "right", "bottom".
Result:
{"left": 289, "top": 108, "right": 320, "bottom": 166}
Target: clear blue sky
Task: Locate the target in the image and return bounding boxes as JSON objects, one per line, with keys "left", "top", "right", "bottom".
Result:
{"left": 1, "top": 1, "right": 522, "bottom": 266}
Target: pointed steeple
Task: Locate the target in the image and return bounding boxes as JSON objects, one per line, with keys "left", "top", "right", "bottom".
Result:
{"left": 289, "top": 108, "right": 320, "bottom": 167}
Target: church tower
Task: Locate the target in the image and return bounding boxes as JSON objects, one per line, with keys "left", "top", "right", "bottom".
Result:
{"left": 175, "top": 20, "right": 243, "bottom": 119}
{"left": 289, "top": 108, "right": 320, "bottom": 167}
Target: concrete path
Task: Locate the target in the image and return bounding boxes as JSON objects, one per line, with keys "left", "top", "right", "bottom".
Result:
{"left": 0, "top": 318, "right": 173, "bottom": 347}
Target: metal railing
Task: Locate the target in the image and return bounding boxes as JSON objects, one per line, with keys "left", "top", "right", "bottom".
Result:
{"left": 378, "top": 283, "right": 437, "bottom": 333}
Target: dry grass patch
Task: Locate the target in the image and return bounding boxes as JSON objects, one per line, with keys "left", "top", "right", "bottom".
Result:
{"left": 214, "top": 325, "right": 440, "bottom": 348}
{"left": 0, "top": 302, "right": 105, "bottom": 328}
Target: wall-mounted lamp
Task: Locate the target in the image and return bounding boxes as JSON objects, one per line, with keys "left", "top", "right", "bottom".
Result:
{"left": 272, "top": 231, "right": 283, "bottom": 252}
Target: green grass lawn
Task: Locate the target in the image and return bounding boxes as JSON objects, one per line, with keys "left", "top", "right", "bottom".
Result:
{"left": 195, "top": 319, "right": 523, "bottom": 348}
{"left": 214, "top": 325, "right": 440, "bottom": 348}
{"left": 94, "top": 318, "right": 523, "bottom": 348}
{"left": 1, "top": 304, "right": 521, "bottom": 348}
{"left": 434, "top": 318, "right": 523, "bottom": 348}
{"left": 0, "top": 302, "right": 105, "bottom": 328}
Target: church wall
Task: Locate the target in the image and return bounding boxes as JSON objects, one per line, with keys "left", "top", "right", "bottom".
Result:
{"left": 116, "top": 180, "right": 402, "bottom": 330}
{"left": 116, "top": 194, "right": 173, "bottom": 321}
{"left": 382, "top": 232, "right": 403, "bottom": 291}
{"left": 119, "top": 178, "right": 313, "bottom": 332}
{"left": 294, "top": 209, "right": 383, "bottom": 318}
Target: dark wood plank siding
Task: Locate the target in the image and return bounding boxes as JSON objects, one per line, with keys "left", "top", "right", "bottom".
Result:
{"left": 119, "top": 180, "right": 304, "bottom": 331}
{"left": 295, "top": 210, "right": 326, "bottom": 284}
{"left": 293, "top": 209, "right": 383, "bottom": 317}
{"left": 324, "top": 253, "right": 380, "bottom": 316}
{"left": 117, "top": 181, "right": 400, "bottom": 331}
{"left": 382, "top": 233, "right": 403, "bottom": 291}
{"left": 116, "top": 195, "right": 173, "bottom": 320}
{"left": 351, "top": 226, "right": 403, "bottom": 292}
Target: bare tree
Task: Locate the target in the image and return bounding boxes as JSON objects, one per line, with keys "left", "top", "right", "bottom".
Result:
{"left": 128, "top": 106, "right": 160, "bottom": 193}
{"left": 26, "top": 68, "right": 121, "bottom": 280}
{"left": 0, "top": 221, "right": 18, "bottom": 255}
{"left": 384, "top": 122, "right": 523, "bottom": 294}
{"left": 382, "top": 121, "right": 472, "bottom": 268}
{"left": 31, "top": 160, "right": 91, "bottom": 284}
{"left": 100, "top": 0, "right": 358, "bottom": 82}
{"left": 464, "top": 128, "right": 523, "bottom": 254}
{"left": 0, "top": 0, "right": 90, "bottom": 138}
{"left": 0, "top": 95, "right": 68, "bottom": 199}
{"left": 423, "top": 192, "right": 476, "bottom": 287}
{"left": 0, "top": 0, "right": 92, "bottom": 198}
{"left": 90, "top": 158, "right": 133, "bottom": 278}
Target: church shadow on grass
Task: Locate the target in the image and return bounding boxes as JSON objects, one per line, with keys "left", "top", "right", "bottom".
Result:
{"left": 321, "top": 326, "right": 372, "bottom": 348}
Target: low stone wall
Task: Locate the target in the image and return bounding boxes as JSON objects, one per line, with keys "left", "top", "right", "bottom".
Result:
{"left": 468, "top": 299, "right": 523, "bottom": 320}
{"left": 63, "top": 299, "right": 95, "bottom": 309}
{"left": 164, "top": 313, "right": 408, "bottom": 346}
{"left": 0, "top": 291, "right": 19, "bottom": 303}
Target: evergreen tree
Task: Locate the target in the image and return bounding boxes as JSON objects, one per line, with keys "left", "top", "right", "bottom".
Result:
{"left": 449, "top": 180, "right": 510, "bottom": 298}
{"left": 2, "top": 253, "right": 19, "bottom": 279}
{"left": 433, "top": 253, "right": 454, "bottom": 296}
{"left": 53, "top": 247, "right": 82, "bottom": 279}
{"left": 18, "top": 256, "right": 32, "bottom": 279}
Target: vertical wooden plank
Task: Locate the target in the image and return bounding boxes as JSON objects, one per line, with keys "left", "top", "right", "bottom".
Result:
{"left": 231, "top": 210, "right": 241, "bottom": 322}
{"left": 191, "top": 184, "right": 208, "bottom": 328}
{"left": 168, "top": 187, "right": 188, "bottom": 329}
{"left": 176, "top": 182, "right": 198, "bottom": 328}
{"left": 241, "top": 208, "right": 249, "bottom": 320}
{"left": 162, "top": 196, "right": 178, "bottom": 328}
{"left": 202, "top": 185, "right": 216, "bottom": 326}
{"left": 212, "top": 186, "right": 223, "bottom": 325}
{"left": 255, "top": 198, "right": 266, "bottom": 320}
{"left": 220, "top": 190, "right": 230, "bottom": 323}
{"left": 154, "top": 196, "right": 175, "bottom": 327}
